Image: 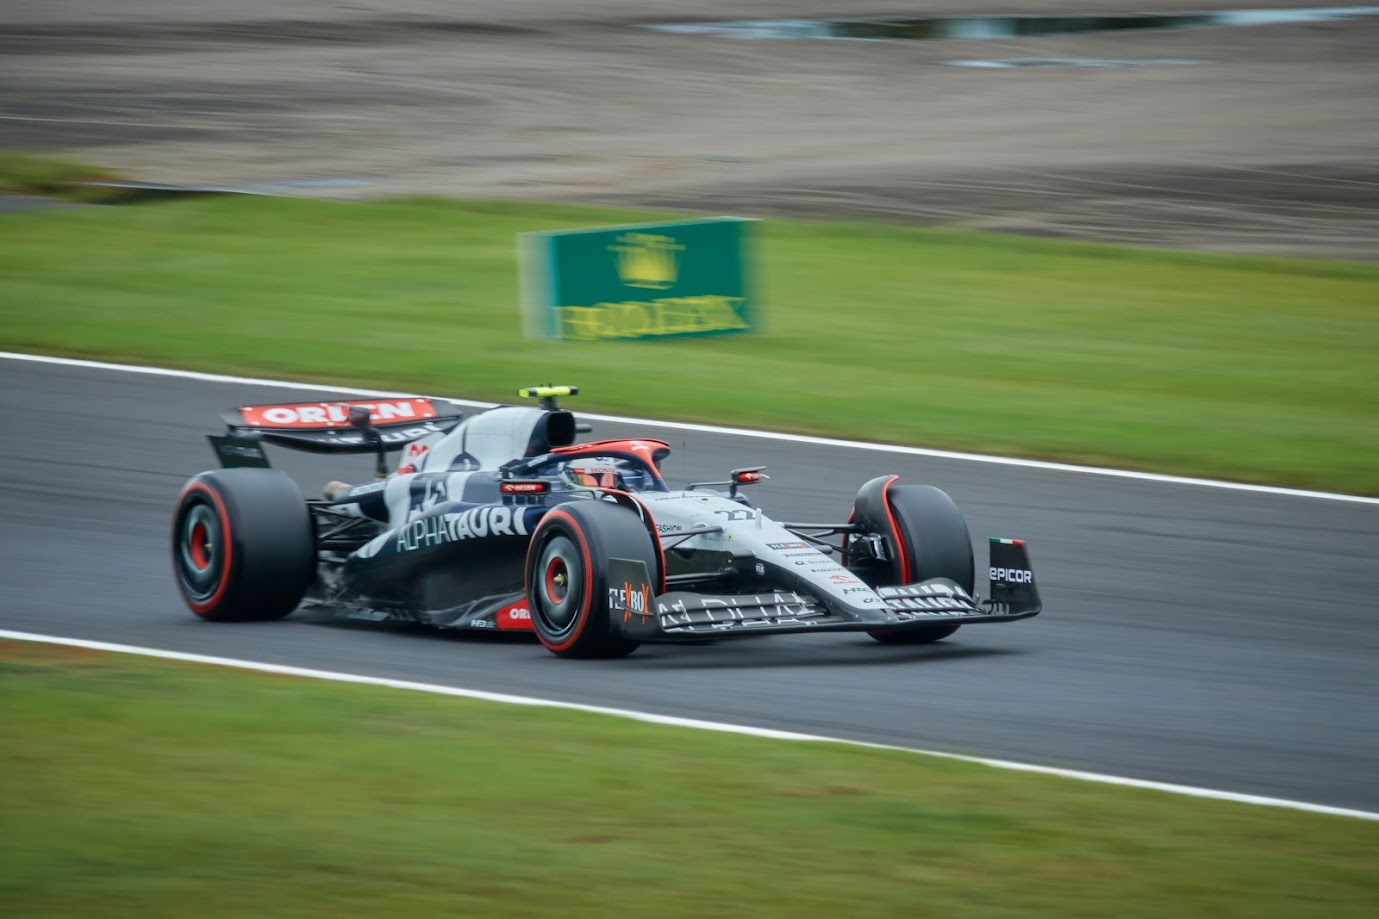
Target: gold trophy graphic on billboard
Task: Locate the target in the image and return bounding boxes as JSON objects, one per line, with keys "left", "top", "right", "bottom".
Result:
{"left": 520, "top": 217, "right": 755, "bottom": 341}
{"left": 610, "top": 233, "right": 684, "bottom": 290}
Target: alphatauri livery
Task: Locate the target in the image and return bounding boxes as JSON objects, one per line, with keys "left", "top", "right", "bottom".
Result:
{"left": 171, "top": 387, "right": 1041, "bottom": 658}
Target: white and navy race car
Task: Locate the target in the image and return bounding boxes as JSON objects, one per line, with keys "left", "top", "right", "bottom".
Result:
{"left": 172, "top": 387, "right": 1040, "bottom": 658}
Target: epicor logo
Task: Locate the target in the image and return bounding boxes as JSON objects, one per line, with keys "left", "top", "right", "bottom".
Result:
{"left": 991, "top": 567, "right": 1034, "bottom": 584}
{"left": 611, "top": 232, "right": 683, "bottom": 290}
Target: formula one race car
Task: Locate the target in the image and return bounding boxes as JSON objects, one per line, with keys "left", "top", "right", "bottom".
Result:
{"left": 172, "top": 387, "right": 1041, "bottom": 658}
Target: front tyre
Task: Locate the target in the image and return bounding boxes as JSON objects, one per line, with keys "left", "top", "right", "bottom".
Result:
{"left": 525, "top": 500, "right": 658, "bottom": 659}
{"left": 851, "top": 479, "right": 973, "bottom": 646}
{"left": 171, "top": 469, "right": 316, "bottom": 621}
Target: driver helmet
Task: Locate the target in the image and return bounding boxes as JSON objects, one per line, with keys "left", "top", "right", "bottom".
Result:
{"left": 560, "top": 459, "right": 622, "bottom": 490}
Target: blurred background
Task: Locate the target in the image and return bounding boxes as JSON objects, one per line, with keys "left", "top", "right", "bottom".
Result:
{"left": 4, "top": 0, "right": 1377, "bottom": 258}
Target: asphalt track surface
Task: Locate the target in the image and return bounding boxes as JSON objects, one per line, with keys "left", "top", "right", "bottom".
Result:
{"left": 3, "top": 356, "right": 1377, "bottom": 812}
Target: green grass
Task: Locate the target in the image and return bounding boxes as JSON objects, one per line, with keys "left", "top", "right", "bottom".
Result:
{"left": 0, "top": 151, "right": 120, "bottom": 199}
{"left": 2, "top": 640, "right": 1376, "bottom": 918}
{"left": 1, "top": 194, "right": 1377, "bottom": 492}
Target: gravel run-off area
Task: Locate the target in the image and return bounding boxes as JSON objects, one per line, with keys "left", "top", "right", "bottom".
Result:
{"left": 2, "top": 1, "right": 1377, "bottom": 259}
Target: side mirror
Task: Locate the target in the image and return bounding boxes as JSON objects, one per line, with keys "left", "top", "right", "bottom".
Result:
{"left": 688, "top": 466, "right": 768, "bottom": 498}
{"left": 729, "top": 466, "right": 767, "bottom": 500}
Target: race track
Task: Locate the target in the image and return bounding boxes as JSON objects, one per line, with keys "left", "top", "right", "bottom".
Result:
{"left": 3, "top": 355, "right": 1377, "bottom": 811}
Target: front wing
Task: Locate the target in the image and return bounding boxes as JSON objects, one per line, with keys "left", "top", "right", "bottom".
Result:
{"left": 608, "top": 538, "right": 1041, "bottom": 642}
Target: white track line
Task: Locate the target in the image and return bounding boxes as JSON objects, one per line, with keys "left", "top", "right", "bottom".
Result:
{"left": 4, "top": 350, "right": 1376, "bottom": 506}
{"left": 3, "top": 629, "right": 1375, "bottom": 822}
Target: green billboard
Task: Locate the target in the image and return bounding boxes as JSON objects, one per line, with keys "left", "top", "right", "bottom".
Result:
{"left": 519, "top": 217, "right": 756, "bottom": 341}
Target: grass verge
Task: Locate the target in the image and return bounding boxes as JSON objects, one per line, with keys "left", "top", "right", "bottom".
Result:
{"left": 1, "top": 194, "right": 1376, "bottom": 492}
{"left": 0, "top": 151, "right": 120, "bottom": 200}
{"left": 2, "top": 639, "right": 1376, "bottom": 918}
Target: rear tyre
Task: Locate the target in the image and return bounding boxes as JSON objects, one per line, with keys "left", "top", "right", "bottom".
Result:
{"left": 852, "top": 481, "right": 973, "bottom": 646}
{"left": 526, "top": 500, "right": 657, "bottom": 659}
{"left": 171, "top": 469, "right": 316, "bottom": 621}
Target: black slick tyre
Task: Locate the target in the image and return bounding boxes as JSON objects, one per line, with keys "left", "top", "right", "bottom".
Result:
{"left": 171, "top": 468, "right": 316, "bottom": 621}
{"left": 853, "top": 481, "right": 974, "bottom": 645}
{"left": 525, "top": 499, "right": 657, "bottom": 659}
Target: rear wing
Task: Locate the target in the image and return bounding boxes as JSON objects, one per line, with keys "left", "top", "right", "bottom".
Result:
{"left": 210, "top": 397, "right": 463, "bottom": 468}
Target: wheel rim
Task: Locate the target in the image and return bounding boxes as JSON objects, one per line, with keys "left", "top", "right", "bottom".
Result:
{"left": 177, "top": 500, "right": 223, "bottom": 601}
{"left": 544, "top": 555, "right": 569, "bottom": 604}
{"left": 534, "top": 534, "right": 583, "bottom": 635}
{"left": 188, "top": 521, "right": 211, "bottom": 570}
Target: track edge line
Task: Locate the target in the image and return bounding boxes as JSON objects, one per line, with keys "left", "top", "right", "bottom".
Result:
{"left": 3, "top": 628, "right": 1375, "bottom": 822}
{"left": 3, "top": 350, "right": 1374, "bottom": 505}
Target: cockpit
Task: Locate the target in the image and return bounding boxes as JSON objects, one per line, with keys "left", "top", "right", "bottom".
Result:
{"left": 550, "top": 454, "right": 668, "bottom": 494}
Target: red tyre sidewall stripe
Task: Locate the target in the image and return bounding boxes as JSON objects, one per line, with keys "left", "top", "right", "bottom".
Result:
{"left": 879, "top": 475, "right": 912, "bottom": 584}
{"left": 536, "top": 510, "right": 594, "bottom": 653}
{"left": 599, "top": 488, "right": 666, "bottom": 594}
{"left": 176, "top": 480, "right": 235, "bottom": 615}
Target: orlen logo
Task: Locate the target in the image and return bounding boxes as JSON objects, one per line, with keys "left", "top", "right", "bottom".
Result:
{"left": 239, "top": 399, "right": 438, "bottom": 429}
{"left": 991, "top": 567, "right": 1034, "bottom": 584}
{"left": 495, "top": 601, "right": 533, "bottom": 631}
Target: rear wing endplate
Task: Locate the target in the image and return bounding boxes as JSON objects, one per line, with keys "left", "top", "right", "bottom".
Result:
{"left": 208, "top": 434, "right": 273, "bottom": 468}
